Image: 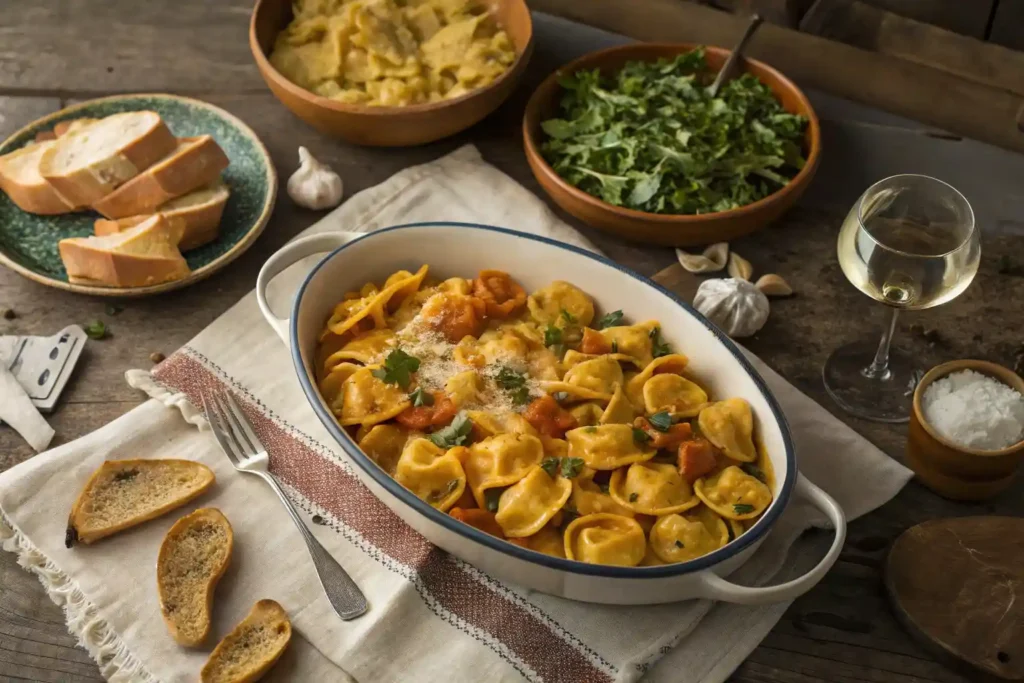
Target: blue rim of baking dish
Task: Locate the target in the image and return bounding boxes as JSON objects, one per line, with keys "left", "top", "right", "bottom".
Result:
{"left": 290, "top": 222, "right": 797, "bottom": 578}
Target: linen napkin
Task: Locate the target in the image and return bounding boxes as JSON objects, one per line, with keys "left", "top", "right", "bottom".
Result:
{"left": 0, "top": 145, "right": 912, "bottom": 683}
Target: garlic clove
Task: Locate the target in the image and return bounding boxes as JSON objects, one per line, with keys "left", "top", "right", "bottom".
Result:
{"left": 287, "top": 146, "right": 344, "bottom": 210}
{"left": 676, "top": 242, "right": 729, "bottom": 273}
{"left": 755, "top": 274, "right": 793, "bottom": 297}
{"left": 727, "top": 252, "right": 753, "bottom": 281}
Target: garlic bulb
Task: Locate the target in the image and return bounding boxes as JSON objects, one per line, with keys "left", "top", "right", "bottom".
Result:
{"left": 693, "top": 278, "right": 769, "bottom": 338}
{"left": 287, "top": 146, "right": 343, "bottom": 210}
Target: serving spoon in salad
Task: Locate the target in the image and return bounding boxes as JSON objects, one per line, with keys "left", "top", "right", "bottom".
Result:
{"left": 708, "top": 14, "right": 764, "bottom": 97}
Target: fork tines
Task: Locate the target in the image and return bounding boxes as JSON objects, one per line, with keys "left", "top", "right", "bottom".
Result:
{"left": 202, "top": 390, "right": 267, "bottom": 462}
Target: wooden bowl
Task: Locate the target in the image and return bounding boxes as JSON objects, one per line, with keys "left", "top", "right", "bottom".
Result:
{"left": 908, "top": 360, "right": 1024, "bottom": 501}
{"left": 249, "top": 0, "right": 533, "bottom": 147}
{"left": 522, "top": 43, "right": 821, "bottom": 247}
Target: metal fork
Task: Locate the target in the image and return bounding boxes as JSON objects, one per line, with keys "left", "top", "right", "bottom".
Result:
{"left": 202, "top": 389, "right": 368, "bottom": 620}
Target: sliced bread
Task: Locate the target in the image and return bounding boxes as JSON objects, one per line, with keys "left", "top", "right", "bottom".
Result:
{"left": 94, "top": 179, "right": 229, "bottom": 251}
{"left": 201, "top": 600, "right": 292, "bottom": 683}
{"left": 158, "top": 508, "right": 233, "bottom": 647}
{"left": 92, "top": 135, "right": 229, "bottom": 219}
{"left": 39, "top": 110, "right": 176, "bottom": 206}
{"left": 59, "top": 213, "right": 190, "bottom": 288}
{"left": 33, "top": 118, "right": 99, "bottom": 143}
{"left": 66, "top": 459, "right": 215, "bottom": 547}
{"left": 0, "top": 140, "right": 78, "bottom": 214}
{"left": 53, "top": 117, "right": 100, "bottom": 138}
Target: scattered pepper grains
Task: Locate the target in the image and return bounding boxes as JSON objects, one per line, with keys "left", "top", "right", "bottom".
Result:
{"left": 311, "top": 514, "right": 325, "bottom": 525}
{"left": 149, "top": 352, "right": 165, "bottom": 364}
{"left": 1, "top": 308, "right": 15, "bottom": 320}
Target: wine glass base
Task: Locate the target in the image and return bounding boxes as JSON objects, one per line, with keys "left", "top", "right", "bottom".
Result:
{"left": 822, "top": 342, "right": 923, "bottom": 423}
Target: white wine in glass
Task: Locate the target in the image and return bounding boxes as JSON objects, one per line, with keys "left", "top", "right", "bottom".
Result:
{"left": 824, "top": 175, "right": 979, "bottom": 423}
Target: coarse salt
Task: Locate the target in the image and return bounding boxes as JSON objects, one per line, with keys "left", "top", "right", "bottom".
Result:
{"left": 921, "top": 369, "right": 1024, "bottom": 451}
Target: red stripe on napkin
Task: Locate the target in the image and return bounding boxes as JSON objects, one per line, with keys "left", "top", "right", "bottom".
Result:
{"left": 152, "top": 351, "right": 612, "bottom": 683}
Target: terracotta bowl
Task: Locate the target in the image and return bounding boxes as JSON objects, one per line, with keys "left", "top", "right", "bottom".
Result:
{"left": 522, "top": 43, "right": 821, "bottom": 247}
{"left": 249, "top": 0, "right": 533, "bottom": 147}
{"left": 908, "top": 359, "right": 1024, "bottom": 501}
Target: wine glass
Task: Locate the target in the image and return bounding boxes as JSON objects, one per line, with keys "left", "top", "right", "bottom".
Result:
{"left": 823, "top": 175, "right": 979, "bottom": 423}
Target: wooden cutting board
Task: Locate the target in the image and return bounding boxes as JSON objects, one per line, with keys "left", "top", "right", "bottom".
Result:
{"left": 885, "top": 517, "right": 1024, "bottom": 682}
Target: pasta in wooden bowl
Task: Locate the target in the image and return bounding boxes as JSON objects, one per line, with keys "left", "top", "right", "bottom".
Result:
{"left": 315, "top": 265, "right": 775, "bottom": 567}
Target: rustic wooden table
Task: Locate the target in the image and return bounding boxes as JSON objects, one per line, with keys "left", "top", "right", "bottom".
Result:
{"left": 2, "top": 4, "right": 1023, "bottom": 682}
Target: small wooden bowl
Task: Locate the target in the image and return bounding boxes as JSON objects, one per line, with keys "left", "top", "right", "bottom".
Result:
{"left": 522, "top": 43, "right": 821, "bottom": 247}
{"left": 908, "top": 360, "right": 1024, "bottom": 501}
{"left": 249, "top": 0, "right": 533, "bottom": 147}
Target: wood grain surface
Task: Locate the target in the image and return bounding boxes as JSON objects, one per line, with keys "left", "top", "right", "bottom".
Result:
{"left": 2, "top": 3, "right": 1023, "bottom": 683}
{"left": 885, "top": 517, "right": 1024, "bottom": 682}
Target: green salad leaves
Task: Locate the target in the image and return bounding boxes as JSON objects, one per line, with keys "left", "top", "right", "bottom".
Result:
{"left": 539, "top": 49, "right": 807, "bottom": 215}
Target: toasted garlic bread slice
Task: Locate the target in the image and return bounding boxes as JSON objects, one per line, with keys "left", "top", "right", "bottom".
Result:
{"left": 59, "top": 213, "right": 189, "bottom": 288}
{"left": 158, "top": 508, "right": 233, "bottom": 647}
{"left": 93, "top": 135, "right": 229, "bottom": 219}
{"left": 66, "top": 459, "right": 215, "bottom": 547}
{"left": 39, "top": 110, "right": 176, "bottom": 206}
{"left": 201, "top": 600, "right": 292, "bottom": 683}
{"left": 94, "top": 179, "right": 229, "bottom": 251}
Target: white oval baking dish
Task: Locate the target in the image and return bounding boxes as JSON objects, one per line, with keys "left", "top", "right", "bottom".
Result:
{"left": 256, "top": 222, "right": 845, "bottom": 605}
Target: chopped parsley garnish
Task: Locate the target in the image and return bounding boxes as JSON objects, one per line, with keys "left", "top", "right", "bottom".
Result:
{"left": 484, "top": 487, "right": 505, "bottom": 512}
{"left": 560, "top": 309, "right": 577, "bottom": 324}
{"left": 741, "top": 463, "right": 768, "bottom": 484}
{"left": 544, "top": 324, "right": 563, "bottom": 347}
{"left": 540, "top": 457, "right": 560, "bottom": 478}
{"left": 632, "top": 428, "right": 651, "bottom": 444}
{"left": 560, "top": 457, "right": 585, "bottom": 479}
{"left": 372, "top": 349, "right": 420, "bottom": 389}
{"left": 649, "top": 326, "right": 671, "bottom": 358}
{"left": 584, "top": 426, "right": 598, "bottom": 433}
{"left": 733, "top": 503, "right": 755, "bottom": 515}
{"left": 648, "top": 411, "right": 673, "bottom": 432}
{"left": 598, "top": 482, "right": 610, "bottom": 494}
{"left": 84, "top": 320, "right": 108, "bottom": 340}
{"left": 429, "top": 413, "right": 473, "bottom": 448}
{"left": 629, "top": 492, "right": 639, "bottom": 502}
{"left": 495, "top": 367, "right": 531, "bottom": 406}
{"left": 675, "top": 540, "right": 685, "bottom": 548}
{"left": 409, "top": 387, "right": 434, "bottom": 407}
{"left": 105, "top": 304, "right": 122, "bottom": 316}
{"left": 594, "top": 310, "right": 624, "bottom": 329}
{"left": 553, "top": 391, "right": 570, "bottom": 403}
{"left": 610, "top": 340, "right": 619, "bottom": 353}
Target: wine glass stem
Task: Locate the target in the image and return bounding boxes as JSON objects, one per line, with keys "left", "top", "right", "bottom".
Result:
{"left": 862, "top": 307, "right": 900, "bottom": 381}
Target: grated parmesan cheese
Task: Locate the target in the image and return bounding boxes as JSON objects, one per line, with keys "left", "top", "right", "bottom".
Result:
{"left": 371, "top": 311, "right": 541, "bottom": 419}
{"left": 921, "top": 369, "right": 1024, "bottom": 451}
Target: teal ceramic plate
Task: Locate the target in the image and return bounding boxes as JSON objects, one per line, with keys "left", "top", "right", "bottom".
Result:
{"left": 0, "top": 94, "right": 277, "bottom": 297}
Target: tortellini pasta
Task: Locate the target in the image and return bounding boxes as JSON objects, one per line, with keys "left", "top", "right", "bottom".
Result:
{"left": 462, "top": 433, "right": 544, "bottom": 507}
{"left": 608, "top": 462, "right": 700, "bottom": 516}
{"left": 566, "top": 424, "right": 655, "bottom": 470}
{"left": 269, "top": 0, "right": 517, "bottom": 107}
{"left": 693, "top": 466, "right": 773, "bottom": 520}
{"left": 314, "top": 265, "right": 773, "bottom": 569}
{"left": 698, "top": 398, "right": 756, "bottom": 462}
{"left": 495, "top": 466, "right": 572, "bottom": 538}
{"left": 394, "top": 438, "right": 467, "bottom": 511}
{"left": 643, "top": 374, "right": 708, "bottom": 417}
{"left": 648, "top": 506, "right": 730, "bottom": 563}
{"left": 564, "top": 514, "right": 646, "bottom": 566}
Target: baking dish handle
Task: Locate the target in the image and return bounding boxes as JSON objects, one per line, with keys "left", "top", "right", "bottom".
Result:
{"left": 695, "top": 473, "right": 847, "bottom": 605}
{"left": 256, "top": 232, "right": 358, "bottom": 347}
